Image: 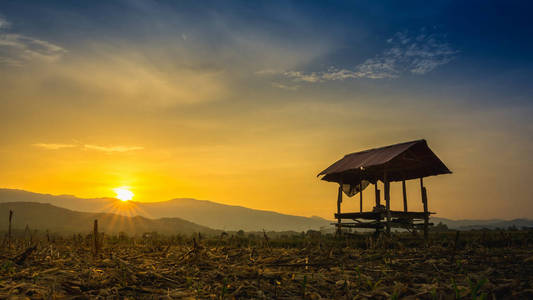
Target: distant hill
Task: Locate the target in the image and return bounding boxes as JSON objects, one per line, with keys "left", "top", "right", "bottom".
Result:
{"left": 0, "top": 202, "right": 216, "bottom": 235}
{"left": 2, "top": 188, "right": 531, "bottom": 232}
{"left": 432, "top": 217, "right": 533, "bottom": 230}
{"left": 0, "top": 189, "right": 117, "bottom": 212}
{"left": 0, "top": 189, "right": 331, "bottom": 231}
{"left": 136, "top": 198, "right": 332, "bottom": 231}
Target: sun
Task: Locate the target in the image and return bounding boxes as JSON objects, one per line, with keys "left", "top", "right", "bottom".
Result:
{"left": 113, "top": 187, "right": 134, "bottom": 201}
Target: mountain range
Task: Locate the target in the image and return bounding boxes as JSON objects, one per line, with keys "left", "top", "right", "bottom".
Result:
{"left": 1, "top": 188, "right": 531, "bottom": 233}
{"left": 431, "top": 217, "right": 533, "bottom": 230}
{"left": 0, "top": 202, "right": 215, "bottom": 235}
{"left": 0, "top": 189, "right": 331, "bottom": 232}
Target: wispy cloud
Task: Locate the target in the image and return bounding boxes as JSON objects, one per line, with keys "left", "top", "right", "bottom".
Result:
{"left": 271, "top": 82, "right": 300, "bottom": 91}
{"left": 281, "top": 71, "right": 321, "bottom": 83}
{"left": 262, "top": 28, "right": 458, "bottom": 86}
{"left": 0, "top": 17, "right": 66, "bottom": 66}
{"left": 84, "top": 145, "right": 144, "bottom": 153}
{"left": 381, "top": 30, "right": 458, "bottom": 75}
{"left": 0, "top": 16, "right": 9, "bottom": 29}
{"left": 33, "top": 143, "right": 76, "bottom": 150}
{"left": 33, "top": 142, "right": 144, "bottom": 152}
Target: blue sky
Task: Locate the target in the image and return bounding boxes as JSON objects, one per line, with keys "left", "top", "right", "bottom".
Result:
{"left": 0, "top": 1, "right": 532, "bottom": 219}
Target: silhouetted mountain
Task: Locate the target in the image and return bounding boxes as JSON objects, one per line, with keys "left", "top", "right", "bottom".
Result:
{"left": 2, "top": 189, "right": 531, "bottom": 232}
{"left": 431, "top": 217, "right": 533, "bottom": 230}
{"left": 0, "top": 189, "right": 331, "bottom": 231}
{"left": 0, "top": 202, "right": 216, "bottom": 235}
{"left": 0, "top": 189, "right": 117, "bottom": 212}
{"left": 137, "top": 198, "right": 332, "bottom": 231}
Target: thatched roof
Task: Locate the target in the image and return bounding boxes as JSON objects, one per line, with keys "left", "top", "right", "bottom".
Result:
{"left": 318, "top": 139, "right": 451, "bottom": 184}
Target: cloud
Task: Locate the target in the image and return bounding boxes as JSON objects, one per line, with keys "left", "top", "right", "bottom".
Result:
{"left": 0, "top": 16, "right": 9, "bottom": 29}
{"left": 0, "top": 17, "right": 66, "bottom": 66}
{"left": 32, "top": 143, "right": 144, "bottom": 152}
{"left": 281, "top": 71, "right": 321, "bottom": 83}
{"left": 271, "top": 82, "right": 299, "bottom": 91}
{"left": 262, "top": 28, "right": 457, "bottom": 87}
{"left": 33, "top": 143, "right": 76, "bottom": 150}
{"left": 84, "top": 144, "right": 144, "bottom": 153}
{"left": 255, "top": 69, "right": 281, "bottom": 75}
{"left": 381, "top": 30, "right": 457, "bottom": 75}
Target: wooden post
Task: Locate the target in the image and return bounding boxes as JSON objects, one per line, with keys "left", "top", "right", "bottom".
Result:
{"left": 384, "top": 173, "right": 391, "bottom": 234}
{"left": 24, "top": 224, "right": 30, "bottom": 248}
{"left": 420, "top": 178, "right": 429, "bottom": 242}
{"left": 402, "top": 180, "right": 408, "bottom": 212}
{"left": 359, "top": 179, "right": 363, "bottom": 213}
{"left": 374, "top": 182, "right": 380, "bottom": 207}
{"left": 93, "top": 219, "right": 99, "bottom": 258}
{"left": 8, "top": 210, "right": 13, "bottom": 249}
{"left": 336, "top": 184, "right": 343, "bottom": 235}
{"left": 374, "top": 182, "right": 381, "bottom": 234}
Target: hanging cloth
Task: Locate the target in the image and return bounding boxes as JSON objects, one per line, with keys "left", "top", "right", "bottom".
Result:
{"left": 342, "top": 180, "right": 370, "bottom": 197}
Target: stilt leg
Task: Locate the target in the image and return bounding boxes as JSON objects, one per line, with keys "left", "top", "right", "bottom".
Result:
{"left": 384, "top": 174, "right": 391, "bottom": 235}
{"left": 374, "top": 183, "right": 381, "bottom": 235}
{"left": 336, "top": 184, "right": 343, "bottom": 236}
{"left": 420, "top": 178, "right": 429, "bottom": 242}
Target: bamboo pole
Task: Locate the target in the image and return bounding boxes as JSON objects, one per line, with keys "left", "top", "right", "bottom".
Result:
{"left": 402, "top": 180, "right": 408, "bottom": 212}
{"left": 336, "top": 184, "right": 343, "bottom": 235}
{"left": 384, "top": 173, "right": 391, "bottom": 234}
{"left": 420, "top": 178, "right": 429, "bottom": 241}
{"left": 8, "top": 210, "right": 13, "bottom": 249}
{"left": 374, "top": 182, "right": 380, "bottom": 207}
{"left": 93, "top": 219, "right": 99, "bottom": 258}
{"left": 374, "top": 182, "right": 381, "bottom": 234}
{"left": 359, "top": 178, "right": 363, "bottom": 213}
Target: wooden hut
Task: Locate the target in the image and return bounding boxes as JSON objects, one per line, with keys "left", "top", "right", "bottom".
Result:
{"left": 317, "top": 139, "right": 451, "bottom": 239}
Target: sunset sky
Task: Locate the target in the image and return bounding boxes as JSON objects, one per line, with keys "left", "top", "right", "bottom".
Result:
{"left": 1, "top": 1, "right": 532, "bottom": 220}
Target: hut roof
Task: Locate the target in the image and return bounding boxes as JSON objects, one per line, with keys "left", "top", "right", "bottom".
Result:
{"left": 318, "top": 139, "right": 451, "bottom": 184}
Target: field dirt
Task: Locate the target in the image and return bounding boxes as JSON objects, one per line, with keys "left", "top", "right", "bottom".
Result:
{"left": 1, "top": 230, "right": 533, "bottom": 299}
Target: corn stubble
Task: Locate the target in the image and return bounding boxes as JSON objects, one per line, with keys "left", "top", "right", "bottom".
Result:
{"left": 1, "top": 230, "right": 532, "bottom": 299}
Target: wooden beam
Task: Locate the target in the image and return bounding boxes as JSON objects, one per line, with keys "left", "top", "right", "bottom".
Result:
{"left": 337, "top": 184, "right": 343, "bottom": 235}
{"left": 402, "top": 180, "right": 408, "bottom": 212}
{"left": 375, "top": 183, "right": 380, "bottom": 207}
{"left": 384, "top": 172, "right": 391, "bottom": 234}
{"left": 420, "top": 178, "right": 429, "bottom": 242}
{"left": 359, "top": 178, "right": 363, "bottom": 213}
{"left": 93, "top": 219, "right": 99, "bottom": 258}
{"left": 336, "top": 211, "right": 432, "bottom": 220}
{"left": 374, "top": 182, "right": 381, "bottom": 234}
{"left": 8, "top": 210, "right": 13, "bottom": 249}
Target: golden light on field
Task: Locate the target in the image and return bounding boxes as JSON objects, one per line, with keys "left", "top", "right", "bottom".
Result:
{"left": 113, "top": 187, "right": 134, "bottom": 201}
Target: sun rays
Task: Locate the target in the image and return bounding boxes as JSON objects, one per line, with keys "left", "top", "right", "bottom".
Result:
{"left": 113, "top": 187, "right": 134, "bottom": 201}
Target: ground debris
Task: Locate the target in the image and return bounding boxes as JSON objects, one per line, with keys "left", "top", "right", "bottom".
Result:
{"left": 0, "top": 230, "right": 532, "bottom": 298}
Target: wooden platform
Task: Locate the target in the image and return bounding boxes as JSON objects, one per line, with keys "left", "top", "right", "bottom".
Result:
{"left": 333, "top": 210, "right": 433, "bottom": 231}
{"left": 332, "top": 221, "right": 433, "bottom": 229}
{"left": 335, "top": 210, "right": 433, "bottom": 220}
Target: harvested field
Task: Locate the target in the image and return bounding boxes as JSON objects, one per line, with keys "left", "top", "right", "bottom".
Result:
{"left": 1, "top": 230, "right": 533, "bottom": 299}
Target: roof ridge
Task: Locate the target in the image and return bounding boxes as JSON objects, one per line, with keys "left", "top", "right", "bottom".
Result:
{"left": 344, "top": 139, "right": 425, "bottom": 157}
